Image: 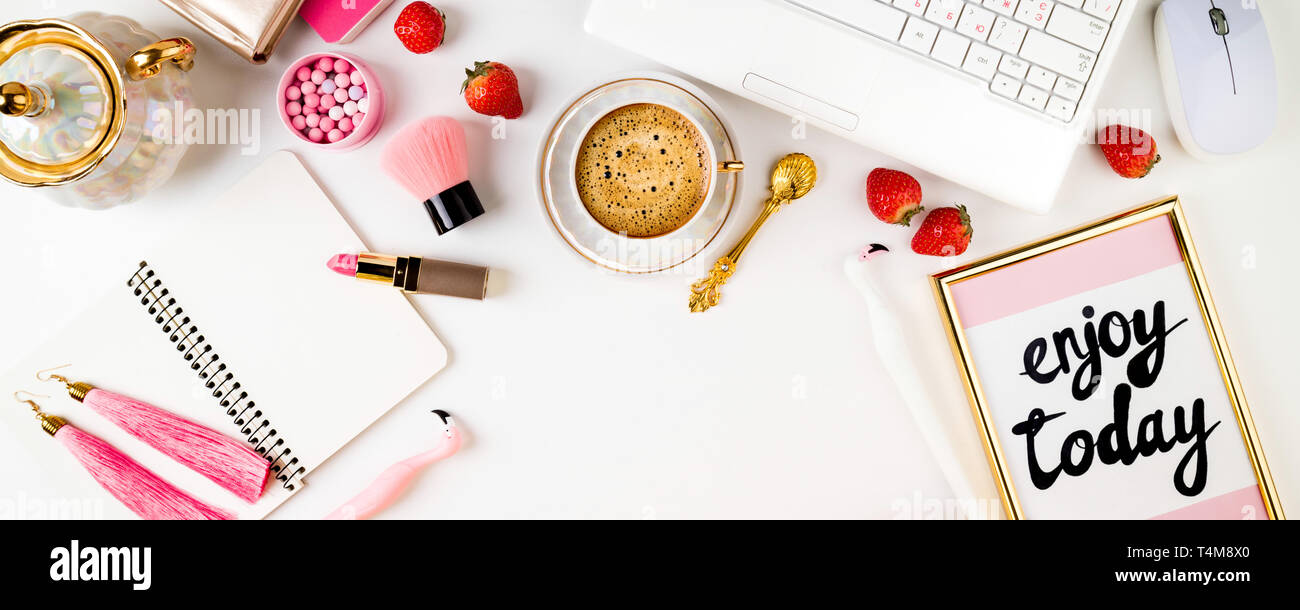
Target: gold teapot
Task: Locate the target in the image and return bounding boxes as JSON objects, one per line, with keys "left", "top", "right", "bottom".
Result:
{"left": 0, "top": 12, "right": 195, "bottom": 209}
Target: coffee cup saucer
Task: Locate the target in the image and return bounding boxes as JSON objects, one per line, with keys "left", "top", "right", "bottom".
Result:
{"left": 537, "top": 72, "right": 742, "bottom": 274}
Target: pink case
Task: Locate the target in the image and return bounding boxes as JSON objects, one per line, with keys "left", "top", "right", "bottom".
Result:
{"left": 299, "top": 0, "right": 395, "bottom": 44}
{"left": 277, "top": 53, "right": 386, "bottom": 152}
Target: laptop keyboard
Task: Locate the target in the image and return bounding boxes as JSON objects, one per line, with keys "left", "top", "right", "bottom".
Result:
{"left": 786, "top": 0, "right": 1121, "bottom": 122}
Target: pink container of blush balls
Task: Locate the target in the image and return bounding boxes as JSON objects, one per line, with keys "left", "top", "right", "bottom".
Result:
{"left": 276, "top": 52, "right": 385, "bottom": 151}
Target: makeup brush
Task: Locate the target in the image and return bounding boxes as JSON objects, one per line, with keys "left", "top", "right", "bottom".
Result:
{"left": 381, "top": 115, "right": 486, "bottom": 235}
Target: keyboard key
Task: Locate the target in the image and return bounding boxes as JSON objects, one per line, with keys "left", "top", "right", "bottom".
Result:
{"left": 900, "top": 17, "right": 940, "bottom": 53}
{"left": 991, "top": 73, "right": 1022, "bottom": 99}
{"left": 956, "top": 4, "right": 996, "bottom": 40}
{"left": 924, "top": 0, "right": 963, "bottom": 27}
{"left": 1046, "top": 95, "right": 1077, "bottom": 121}
{"left": 1017, "top": 84, "right": 1049, "bottom": 110}
{"left": 1015, "top": 0, "right": 1054, "bottom": 29}
{"left": 792, "top": 0, "right": 909, "bottom": 41}
{"left": 1081, "top": 0, "right": 1119, "bottom": 22}
{"left": 962, "top": 42, "right": 1001, "bottom": 79}
{"left": 894, "top": 0, "right": 930, "bottom": 17}
{"left": 1053, "top": 77, "right": 1083, "bottom": 100}
{"left": 988, "top": 16, "right": 1028, "bottom": 53}
{"left": 931, "top": 28, "right": 971, "bottom": 67}
{"left": 1046, "top": 4, "right": 1109, "bottom": 51}
{"left": 983, "top": 0, "right": 1019, "bottom": 17}
{"left": 1027, "top": 66, "right": 1057, "bottom": 89}
{"left": 1019, "top": 29, "right": 1096, "bottom": 82}
{"left": 998, "top": 55, "right": 1030, "bottom": 78}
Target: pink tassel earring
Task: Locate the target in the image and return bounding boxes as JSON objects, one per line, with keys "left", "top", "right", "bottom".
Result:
{"left": 14, "top": 391, "right": 232, "bottom": 520}
{"left": 38, "top": 366, "right": 270, "bottom": 503}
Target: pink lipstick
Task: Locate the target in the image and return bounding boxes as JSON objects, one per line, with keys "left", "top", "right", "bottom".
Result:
{"left": 328, "top": 252, "right": 489, "bottom": 300}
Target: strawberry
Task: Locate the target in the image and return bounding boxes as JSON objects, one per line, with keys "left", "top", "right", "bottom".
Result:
{"left": 911, "top": 205, "right": 973, "bottom": 257}
{"left": 393, "top": 2, "right": 446, "bottom": 54}
{"left": 461, "top": 61, "right": 523, "bottom": 119}
{"left": 1097, "top": 124, "right": 1160, "bottom": 178}
{"left": 866, "top": 168, "right": 924, "bottom": 226}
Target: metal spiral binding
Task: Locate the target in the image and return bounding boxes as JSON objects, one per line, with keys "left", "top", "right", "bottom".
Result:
{"left": 128, "top": 261, "right": 307, "bottom": 490}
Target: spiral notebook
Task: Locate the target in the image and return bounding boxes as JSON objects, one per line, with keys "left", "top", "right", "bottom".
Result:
{"left": 0, "top": 151, "right": 447, "bottom": 519}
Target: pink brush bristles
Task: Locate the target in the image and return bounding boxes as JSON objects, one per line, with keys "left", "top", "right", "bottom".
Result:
{"left": 380, "top": 116, "right": 469, "bottom": 200}
{"left": 56, "top": 424, "right": 233, "bottom": 520}
{"left": 83, "top": 388, "right": 270, "bottom": 503}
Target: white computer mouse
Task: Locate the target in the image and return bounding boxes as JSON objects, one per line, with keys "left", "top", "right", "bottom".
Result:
{"left": 1154, "top": 0, "right": 1276, "bottom": 159}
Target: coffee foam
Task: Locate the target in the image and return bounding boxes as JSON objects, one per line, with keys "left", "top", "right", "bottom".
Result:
{"left": 575, "top": 104, "right": 710, "bottom": 238}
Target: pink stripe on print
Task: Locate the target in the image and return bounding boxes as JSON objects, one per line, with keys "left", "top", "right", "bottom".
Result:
{"left": 950, "top": 216, "right": 1184, "bottom": 329}
{"left": 1150, "top": 485, "right": 1267, "bottom": 520}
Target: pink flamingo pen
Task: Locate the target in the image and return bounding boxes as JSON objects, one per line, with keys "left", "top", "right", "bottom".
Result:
{"left": 324, "top": 410, "right": 462, "bottom": 520}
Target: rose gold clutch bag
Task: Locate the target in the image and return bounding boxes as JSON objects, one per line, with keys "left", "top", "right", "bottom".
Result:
{"left": 159, "top": 0, "right": 304, "bottom": 64}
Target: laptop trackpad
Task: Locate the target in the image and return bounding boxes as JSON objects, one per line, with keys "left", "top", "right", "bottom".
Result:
{"left": 746, "top": 11, "right": 883, "bottom": 132}
{"left": 742, "top": 74, "right": 859, "bottom": 131}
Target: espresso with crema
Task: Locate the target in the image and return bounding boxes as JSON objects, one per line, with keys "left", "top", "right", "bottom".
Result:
{"left": 575, "top": 103, "right": 711, "bottom": 238}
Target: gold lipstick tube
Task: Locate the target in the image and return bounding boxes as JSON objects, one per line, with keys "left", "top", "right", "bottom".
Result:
{"left": 355, "top": 253, "right": 488, "bottom": 300}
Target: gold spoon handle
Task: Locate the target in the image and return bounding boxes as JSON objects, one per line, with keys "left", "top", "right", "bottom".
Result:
{"left": 687, "top": 152, "right": 817, "bottom": 313}
{"left": 688, "top": 196, "right": 786, "bottom": 313}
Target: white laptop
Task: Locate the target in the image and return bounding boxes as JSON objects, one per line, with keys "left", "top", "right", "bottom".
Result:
{"left": 585, "top": 0, "right": 1135, "bottom": 214}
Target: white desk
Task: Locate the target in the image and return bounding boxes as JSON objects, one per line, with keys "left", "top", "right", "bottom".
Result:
{"left": 1, "top": 0, "right": 1295, "bottom": 519}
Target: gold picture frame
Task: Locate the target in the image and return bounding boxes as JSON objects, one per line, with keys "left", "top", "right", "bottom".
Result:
{"left": 931, "top": 196, "right": 1283, "bottom": 520}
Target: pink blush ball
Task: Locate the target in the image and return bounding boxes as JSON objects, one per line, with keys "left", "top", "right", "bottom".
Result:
{"left": 303, "top": 93, "right": 320, "bottom": 108}
{"left": 334, "top": 72, "right": 350, "bottom": 88}
{"left": 350, "top": 71, "right": 363, "bottom": 86}
{"left": 285, "top": 101, "right": 302, "bottom": 116}
{"left": 305, "top": 113, "right": 321, "bottom": 128}
{"left": 319, "top": 117, "right": 336, "bottom": 132}
{"left": 333, "top": 89, "right": 348, "bottom": 103}
{"left": 300, "top": 81, "right": 317, "bottom": 95}
{"left": 316, "top": 57, "right": 334, "bottom": 71}
{"left": 307, "top": 128, "right": 324, "bottom": 142}
{"left": 296, "top": 66, "right": 311, "bottom": 81}
{"left": 291, "top": 115, "right": 307, "bottom": 130}
{"left": 311, "top": 69, "right": 327, "bottom": 84}
{"left": 285, "top": 86, "right": 301, "bottom": 101}
{"left": 327, "top": 129, "right": 345, "bottom": 143}
{"left": 319, "top": 94, "right": 336, "bottom": 110}
{"left": 352, "top": 112, "right": 365, "bottom": 125}
{"left": 333, "top": 58, "right": 351, "bottom": 73}
{"left": 338, "top": 117, "right": 354, "bottom": 132}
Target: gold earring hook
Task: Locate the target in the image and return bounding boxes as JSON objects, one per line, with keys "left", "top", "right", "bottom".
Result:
{"left": 35, "top": 365, "right": 94, "bottom": 403}
{"left": 14, "top": 390, "right": 67, "bottom": 437}
{"left": 36, "top": 364, "right": 73, "bottom": 385}
{"left": 14, "top": 390, "right": 50, "bottom": 411}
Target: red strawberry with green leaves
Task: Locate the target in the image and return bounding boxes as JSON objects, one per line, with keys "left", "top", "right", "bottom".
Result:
{"left": 461, "top": 61, "right": 523, "bottom": 119}
{"left": 911, "top": 205, "right": 973, "bottom": 257}
{"left": 393, "top": 2, "right": 446, "bottom": 54}
{"left": 866, "top": 168, "right": 924, "bottom": 226}
{"left": 1097, "top": 124, "right": 1160, "bottom": 178}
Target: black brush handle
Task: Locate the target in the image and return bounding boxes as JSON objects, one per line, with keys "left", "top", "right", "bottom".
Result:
{"left": 422, "top": 181, "right": 485, "bottom": 235}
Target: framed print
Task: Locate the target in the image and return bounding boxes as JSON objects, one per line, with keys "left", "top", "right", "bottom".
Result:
{"left": 932, "top": 196, "right": 1283, "bottom": 520}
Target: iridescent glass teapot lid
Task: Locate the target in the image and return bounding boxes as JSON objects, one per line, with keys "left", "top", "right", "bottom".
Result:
{"left": 0, "top": 19, "right": 194, "bottom": 188}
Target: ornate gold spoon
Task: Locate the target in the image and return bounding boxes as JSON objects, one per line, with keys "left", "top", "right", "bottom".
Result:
{"left": 688, "top": 153, "right": 818, "bottom": 312}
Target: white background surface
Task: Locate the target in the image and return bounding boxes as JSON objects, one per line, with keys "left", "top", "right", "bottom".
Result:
{"left": 1, "top": 0, "right": 1295, "bottom": 519}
